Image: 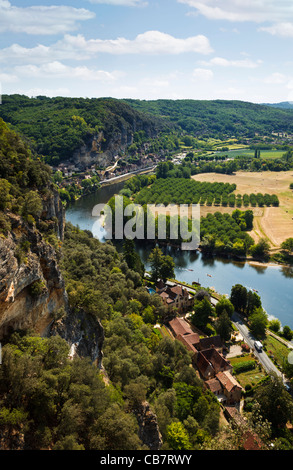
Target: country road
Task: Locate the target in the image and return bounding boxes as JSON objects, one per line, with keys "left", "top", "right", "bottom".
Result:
{"left": 231, "top": 311, "right": 283, "bottom": 378}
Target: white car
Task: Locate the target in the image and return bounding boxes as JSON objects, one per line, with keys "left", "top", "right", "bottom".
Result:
{"left": 254, "top": 340, "right": 263, "bottom": 352}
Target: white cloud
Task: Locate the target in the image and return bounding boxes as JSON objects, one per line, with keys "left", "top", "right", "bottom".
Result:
{"left": 60, "top": 31, "right": 213, "bottom": 55}
{"left": 88, "top": 0, "right": 147, "bottom": 5}
{"left": 0, "top": 1, "right": 95, "bottom": 35}
{"left": 0, "top": 72, "right": 18, "bottom": 83}
{"left": 0, "top": 31, "right": 213, "bottom": 65}
{"left": 178, "top": 0, "right": 293, "bottom": 23}
{"left": 201, "top": 57, "right": 262, "bottom": 68}
{"left": 192, "top": 68, "right": 213, "bottom": 80}
{"left": 259, "top": 22, "right": 293, "bottom": 37}
{"left": 15, "top": 61, "right": 121, "bottom": 82}
{"left": 12, "top": 87, "right": 71, "bottom": 98}
{"left": 264, "top": 73, "right": 287, "bottom": 84}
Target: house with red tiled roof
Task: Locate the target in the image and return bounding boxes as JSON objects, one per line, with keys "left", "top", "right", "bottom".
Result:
{"left": 176, "top": 332, "right": 200, "bottom": 354}
{"left": 197, "top": 335, "right": 223, "bottom": 353}
{"left": 196, "top": 347, "right": 232, "bottom": 380}
{"left": 206, "top": 370, "right": 243, "bottom": 404}
{"left": 169, "top": 317, "right": 193, "bottom": 337}
{"left": 224, "top": 406, "right": 264, "bottom": 450}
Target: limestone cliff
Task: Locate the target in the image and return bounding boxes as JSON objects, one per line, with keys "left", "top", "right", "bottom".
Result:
{"left": 0, "top": 213, "right": 104, "bottom": 366}
{"left": 0, "top": 213, "right": 66, "bottom": 339}
{"left": 135, "top": 401, "right": 163, "bottom": 450}
{"left": 72, "top": 117, "right": 160, "bottom": 170}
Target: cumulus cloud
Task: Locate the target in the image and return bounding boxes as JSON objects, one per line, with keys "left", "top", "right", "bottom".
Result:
{"left": 200, "top": 56, "right": 262, "bottom": 68}
{"left": 0, "top": 31, "right": 213, "bottom": 65}
{"left": 178, "top": 0, "right": 293, "bottom": 23}
{"left": 15, "top": 61, "right": 120, "bottom": 82}
{"left": 60, "top": 31, "right": 213, "bottom": 55}
{"left": 259, "top": 22, "right": 293, "bottom": 37}
{"left": 192, "top": 68, "right": 213, "bottom": 80}
{"left": 264, "top": 72, "right": 288, "bottom": 84}
{"left": 0, "top": 72, "right": 18, "bottom": 83}
{"left": 0, "top": 1, "right": 95, "bottom": 35}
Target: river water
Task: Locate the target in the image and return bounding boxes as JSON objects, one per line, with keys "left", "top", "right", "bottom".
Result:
{"left": 66, "top": 181, "right": 293, "bottom": 329}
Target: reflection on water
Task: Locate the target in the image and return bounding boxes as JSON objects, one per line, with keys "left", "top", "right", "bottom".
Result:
{"left": 66, "top": 183, "right": 293, "bottom": 329}
{"left": 281, "top": 266, "right": 293, "bottom": 279}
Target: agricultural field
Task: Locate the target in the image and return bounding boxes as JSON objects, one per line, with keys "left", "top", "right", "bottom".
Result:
{"left": 192, "top": 171, "right": 293, "bottom": 248}
{"left": 213, "top": 149, "right": 286, "bottom": 160}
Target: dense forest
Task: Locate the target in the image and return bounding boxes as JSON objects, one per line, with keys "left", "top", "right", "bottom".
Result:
{"left": 2, "top": 95, "right": 293, "bottom": 169}
{"left": 1, "top": 116, "right": 293, "bottom": 451}
{"left": 0, "top": 95, "right": 172, "bottom": 165}
{"left": 124, "top": 98, "right": 293, "bottom": 137}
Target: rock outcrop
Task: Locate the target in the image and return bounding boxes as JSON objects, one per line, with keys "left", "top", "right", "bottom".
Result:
{"left": 0, "top": 214, "right": 66, "bottom": 339}
{"left": 50, "top": 308, "right": 104, "bottom": 367}
{"left": 72, "top": 118, "right": 161, "bottom": 170}
{"left": 0, "top": 210, "right": 104, "bottom": 363}
{"left": 135, "top": 401, "right": 163, "bottom": 450}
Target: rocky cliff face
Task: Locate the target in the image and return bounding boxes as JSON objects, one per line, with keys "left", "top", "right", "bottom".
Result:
{"left": 72, "top": 118, "right": 160, "bottom": 170}
{"left": 0, "top": 213, "right": 66, "bottom": 339}
{"left": 135, "top": 401, "right": 163, "bottom": 450}
{"left": 42, "top": 188, "right": 65, "bottom": 240}
{"left": 50, "top": 308, "right": 104, "bottom": 367}
{"left": 0, "top": 207, "right": 104, "bottom": 365}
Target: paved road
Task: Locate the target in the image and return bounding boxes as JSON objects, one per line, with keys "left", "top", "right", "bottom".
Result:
{"left": 232, "top": 312, "right": 283, "bottom": 378}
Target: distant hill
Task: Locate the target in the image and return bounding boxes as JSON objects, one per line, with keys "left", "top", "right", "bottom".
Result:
{"left": 0, "top": 94, "right": 172, "bottom": 165}
{"left": 2, "top": 95, "right": 293, "bottom": 166}
{"left": 262, "top": 101, "right": 293, "bottom": 110}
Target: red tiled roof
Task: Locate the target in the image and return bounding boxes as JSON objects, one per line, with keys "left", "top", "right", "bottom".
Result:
{"left": 176, "top": 332, "right": 200, "bottom": 353}
{"left": 216, "top": 371, "right": 243, "bottom": 392}
{"left": 199, "top": 335, "right": 223, "bottom": 351}
{"left": 205, "top": 377, "right": 222, "bottom": 393}
{"left": 169, "top": 317, "right": 193, "bottom": 336}
{"left": 196, "top": 348, "right": 232, "bottom": 377}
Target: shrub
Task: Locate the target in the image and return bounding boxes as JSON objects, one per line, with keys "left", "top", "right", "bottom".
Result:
{"left": 233, "top": 360, "right": 256, "bottom": 374}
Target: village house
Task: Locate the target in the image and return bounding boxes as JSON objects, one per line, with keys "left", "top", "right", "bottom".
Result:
{"left": 168, "top": 317, "right": 200, "bottom": 354}
{"left": 156, "top": 282, "right": 194, "bottom": 313}
{"left": 196, "top": 347, "right": 233, "bottom": 380}
{"left": 167, "top": 316, "right": 243, "bottom": 405}
{"left": 206, "top": 370, "right": 243, "bottom": 405}
{"left": 224, "top": 406, "right": 264, "bottom": 450}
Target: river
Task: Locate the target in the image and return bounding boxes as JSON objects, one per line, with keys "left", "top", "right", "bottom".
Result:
{"left": 66, "top": 181, "right": 293, "bottom": 329}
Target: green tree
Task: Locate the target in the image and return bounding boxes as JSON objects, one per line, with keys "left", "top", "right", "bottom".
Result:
{"left": 22, "top": 190, "right": 43, "bottom": 218}
{"left": 230, "top": 284, "right": 247, "bottom": 314}
{"left": 269, "top": 319, "right": 281, "bottom": 333}
{"left": 254, "top": 373, "right": 293, "bottom": 429}
{"left": 249, "top": 307, "right": 268, "bottom": 338}
{"left": 122, "top": 239, "right": 144, "bottom": 277}
{"left": 282, "top": 325, "right": 293, "bottom": 341}
{"left": 91, "top": 403, "right": 144, "bottom": 450}
{"left": 281, "top": 238, "right": 293, "bottom": 254}
{"left": 191, "top": 298, "right": 214, "bottom": 331}
{"left": 215, "top": 310, "right": 233, "bottom": 342}
{"left": 148, "top": 247, "right": 174, "bottom": 282}
{"left": 215, "top": 296, "right": 234, "bottom": 318}
{"left": 166, "top": 421, "right": 191, "bottom": 450}
{"left": 0, "top": 178, "right": 11, "bottom": 211}
{"left": 250, "top": 238, "right": 270, "bottom": 260}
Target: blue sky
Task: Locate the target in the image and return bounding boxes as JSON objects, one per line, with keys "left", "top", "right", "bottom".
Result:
{"left": 1, "top": 0, "right": 293, "bottom": 102}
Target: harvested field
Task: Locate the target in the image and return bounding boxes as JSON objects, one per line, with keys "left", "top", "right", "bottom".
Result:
{"left": 191, "top": 171, "right": 293, "bottom": 247}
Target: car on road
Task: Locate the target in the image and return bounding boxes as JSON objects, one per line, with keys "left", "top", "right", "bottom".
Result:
{"left": 254, "top": 340, "right": 263, "bottom": 352}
